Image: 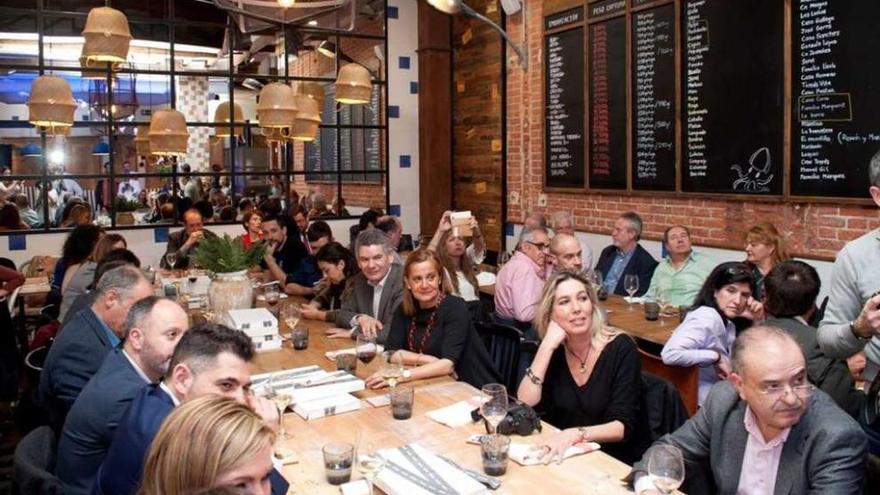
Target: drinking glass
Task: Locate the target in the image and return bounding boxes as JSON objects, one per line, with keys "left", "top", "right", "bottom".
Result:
{"left": 356, "top": 334, "right": 378, "bottom": 366}
{"left": 380, "top": 351, "right": 404, "bottom": 389}
{"left": 624, "top": 274, "right": 639, "bottom": 310}
{"left": 647, "top": 444, "right": 685, "bottom": 494}
{"left": 264, "top": 284, "right": 280, "bottom": 313}
{"left": 656, "top": 287, "right": 671, "bottom": 325}
{"left": 267, "top": 373, "right": 292, "bottom": 439}
{"left": 281, "top": 304, "right": 301, "bottom": 333}
{"left": 480, "top": 383, "right": 508, "bottom": 435}
{"left": 164, "top": 252, "right": 178, "bottom": 274}
{"left": 588, "top": 269, "right": 603, "bottom": 292}
{"left": 356, "top": 443, "right": 386, "bottom": 495}
{"left": 390, "top": 386, "right": 414, "bottom": 420}
{"left": 323, "top": 442, "right": 355, "bottom": 485}
{"left": 481, "top": 434, "right": 510, "bottom": 476}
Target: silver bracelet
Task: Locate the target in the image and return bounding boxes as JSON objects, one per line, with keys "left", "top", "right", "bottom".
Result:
{"left": 525, "top": 367, "right": 543, "bottom": 386}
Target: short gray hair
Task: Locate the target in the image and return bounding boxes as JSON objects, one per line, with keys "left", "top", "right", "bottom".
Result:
{"left": 731, "top": 325, "right": 801, "bottom": 374}
{"left": 620, "top": 211, "right": 643, "bottom": 240}
{"left": 870, "top": 148, "right": 880, "bottom": 187}
{"left": 355, "top": 229, "right": 392, "bottom": 255}
{"left": 122, "top": 295, "right": 169, "bottom": 339}
{"left": 516, "top": 226, "right": 548, "bottom": 251}
{"left": 95, "top": 265, "right": 148, "bottom": 299}
{"left": 551, "top": 211, "right": 573, "bottom": 229}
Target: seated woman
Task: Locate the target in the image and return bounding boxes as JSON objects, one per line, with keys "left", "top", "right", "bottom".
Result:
{"left": 365, "top": 249, "right": 498, "bottom": 390}
{"left": 59, "top": 233, "right": 125, "bottom": 321}
{"left": 661, "top": 261, "right": 757, "bottom": 405}
{"left": 241, "top": 211, "right": 263, "bottom": 249}
{"left": 518, "top": 271, "right": 642, "bottom": 464}
{"left": 744, "top": 221, "right": 790, "bottom": 299}
{"left": 0, "top": 203, "right": 29, "bottom": 231}
{"left": 138, "top": 395, "right": 276, "bottom": 495}
{"left": 300, "top": 242, "right": 359, "bottom": 322}
{"left": 427, "top": 210, "right": 485, "bottom": 320}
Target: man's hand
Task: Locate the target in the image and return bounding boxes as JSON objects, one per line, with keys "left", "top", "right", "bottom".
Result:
{"left": 182, "top": 230, "right": 205, "bottom": 251}
{"left": 853, "top": 294, "right": 880, "bottom": 338}
{"left": 356, "top": 315, "right": 383, "bottom": 339}
{"left": 325, "top": 327, "right": 354, "bottom": 339}
{"left": 847, "top": 352, "right": 867, "bottom": 381}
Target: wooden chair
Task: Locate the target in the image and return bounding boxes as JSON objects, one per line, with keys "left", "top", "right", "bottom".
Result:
{"left": 475, "top": 321, "right": 539, "bottom": 396}
{"left": 638, "top": 347, "right": 699, "bottom": 416}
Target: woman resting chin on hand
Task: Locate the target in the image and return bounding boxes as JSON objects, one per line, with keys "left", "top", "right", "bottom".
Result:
{"left": 517, "top": 271, "right": 642, "bottom": 465}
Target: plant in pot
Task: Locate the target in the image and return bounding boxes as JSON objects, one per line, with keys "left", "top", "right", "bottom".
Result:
{"left": 191, "top": 234, "right": 267, "bottom": 315}
{"left": 113, "top": 196, "right": 142, "bottom": 225}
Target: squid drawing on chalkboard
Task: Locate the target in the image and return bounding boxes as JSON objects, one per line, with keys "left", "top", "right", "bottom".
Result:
{"left": 731, "top": 147, "right": 774, "bottom": 192}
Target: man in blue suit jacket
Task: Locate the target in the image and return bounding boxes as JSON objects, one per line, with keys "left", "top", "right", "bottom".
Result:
{"left": 56, "top": 297, "right": 189, "bottom": 495}
{"left": 38, "top": 266, "right": 153, "bottom": 430}
{"left": 595, "top": 212, "right": 658, "bottom": 297}
{"left": 94, "top": 323, "right": 289, "bottom": 495}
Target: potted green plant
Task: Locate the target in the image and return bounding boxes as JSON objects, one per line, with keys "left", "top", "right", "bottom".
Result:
{"left": 113, "top": 196, "right": 142, "bottom": 225}
{"left": 192, "top": 234, "right": 267, "bottom": 313}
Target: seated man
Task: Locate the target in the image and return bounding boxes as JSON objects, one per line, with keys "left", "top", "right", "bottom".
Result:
{"left": 290, "top": 204, "right": 311, "bottom": 253}
{"left": 764, "top": 261, "right": 863, "bottom": 419}
{"left": 547, "top": 233, "right": 584, "bottom": 275}
{"left": 551, "top": 211, "right": 594, "bottom": 270}
{"left": 331, "top": 229, "right": 403, "bottom": 344}
{"left": 55, "top": 297, "right": 188, "bottom": 495}
{"left": 632, "top": 325, "right": 866, "bottom": 494}
{"left": 94, "top": 323, "right": 288, "bottom": 495}
{"left": 494, "top": 226, "right": 550, "bottom": 325}
{"left": 596, "top": 211, "right": 657, "bottom": 297}
{"left": 260, "top": 212, "right": 312, "bottom": 296}
{"left": 161, "top": 208, "right": 216, "bottom": 269}
{"left": 38, "top": 266, "right": 153, "bottom": 429}
{"left": 645, "top": 225, "right": 713, "bottom": 306}
{"left": 376, "top": 215, "right": 404, "bottom": 264}
{"left": 287, "top": 220, "right": 332, "bottom": 289}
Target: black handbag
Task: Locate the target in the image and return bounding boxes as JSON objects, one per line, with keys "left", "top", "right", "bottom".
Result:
{"left": 471, "top": 398, "right": 542, "bottom": 436}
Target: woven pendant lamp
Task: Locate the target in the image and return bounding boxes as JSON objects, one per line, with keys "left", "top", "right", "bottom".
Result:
{"left": 81, "top": 7, "right": 132, "bottom": 66}
{"left": 27, "top": 76, "right": 77, "bottom": 134}
{"left": 213, "top": 101, "right": 244, "bottom": 137}
{"left": 80, "top": 54, "right": 110, "bottom": 80}
{"left": 335, "top": 64, "right": 372, "bottom": 105}
{"left": 134, "top": 126, "right": 150, "bottom": 156}
{"left": 148, "top": 109, "right": 189, "bottom": 156}
{"left": 289, "top": 94, "right": 321, "bottom": 142}
{"left": 256, "top": 82, "right": 298, "bottom": 129}
{"left": 262, "top": 127, "right": 286, "bottom": 143}
{"left": 299, "top": 82, "right": 325, "bottom": 109}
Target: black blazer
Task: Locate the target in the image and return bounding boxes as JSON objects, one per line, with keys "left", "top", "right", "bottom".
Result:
{"left": 595, "top": 244, "right": 658, "bottom": 296}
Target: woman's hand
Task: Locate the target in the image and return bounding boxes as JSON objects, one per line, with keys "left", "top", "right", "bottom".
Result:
{"left": 740, "top": 297, "right": 765, "bottom": 322}
{"left": 300, "top": 304, "right": 324, "bottom": 320}
{"left": 714, "top": 353, "right": 732, "bottom": 380}
{"left": 543, "top": 320, "right": 568, "bottom": 351}
{"left": 365, "top": 372, "right": 388, "bottom": 389}
{"left": 436, "top": 210, "right": 453, "bottom": 233}
{"left": 532, "top": 429, "right": 581, "bottom": 465}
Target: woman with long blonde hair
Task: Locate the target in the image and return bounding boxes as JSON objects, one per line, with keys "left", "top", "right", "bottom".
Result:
{"left": 138, "top": 395, "right": 275, "bottom": 495}
{"left": 518, "top": 271, "right": 642, "bottom": 464}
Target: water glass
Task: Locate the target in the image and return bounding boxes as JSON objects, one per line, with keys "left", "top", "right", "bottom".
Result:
{"left": 292, "top": 327, "right": 309, "bottom": 350}
{"left": 323, "top": 442, "right": 355, "bottom": 486}
{"left": 335, "top": 353, "right": 358, "bottom": 373}
{"left": 647, "top": 444, "right": 685, "bottom": 494}
{"left": 480, "top": 434, "right": 510, "bottom": 476}
{"left": 644, "top": 300, "right": 660, "bottom": 321}
{"left": 390, "top": 386, "right": 414, "bottom": 420}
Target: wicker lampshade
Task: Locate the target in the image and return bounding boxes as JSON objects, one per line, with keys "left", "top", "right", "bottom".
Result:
{"left": 27, "top": 76, "right": 77, "bottom": 132}
{"left": 290, "top": 94, "right": 321, "bottom": 142}
{"left": 134, "top": 126, "right": 150, "bottom": 156}
{"left": 262, "top": 127, "right": 285, "bottom": 143}
{"left": 299, "top": 82, "right": 325, "bottom": 108}
{"left": 213, "top": 101, "right": 244, "bottom": 137}
{"left": 80, "top": 54, "right": 110, "bottom": 80}
{"left": 81, "top": 7, "right": 132, "bottom": 65}
{"left": 335, "top": 64, "right": 372, "bottom": 105}
{"left": 256, "top": 83, "right": 298, "bottom": 128}
{"left": 148, "top": 109, "right": 189, "bottom": 156}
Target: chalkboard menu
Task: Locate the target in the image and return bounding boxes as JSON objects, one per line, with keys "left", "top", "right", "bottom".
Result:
{"left": 792, "top": 0, "right": 880, "bottom": 198}
{"left": 681, "top": 0, "right": 784, "bottom": 195}
{"left": 544, "top": 8, "right": 585, "bottom": 190}
{"left": 588, "top": 15, "right": 627, "bottom": 190}
{"left": 631, "top": 4, "right": 676, "bottom": 191}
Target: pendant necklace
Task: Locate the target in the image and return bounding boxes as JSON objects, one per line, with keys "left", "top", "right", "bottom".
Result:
{"left": 565, "top": 344, "right": 591, "bottom": 373}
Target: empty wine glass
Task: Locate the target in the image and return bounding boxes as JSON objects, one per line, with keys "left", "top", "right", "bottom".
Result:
{"left": 588, "top": 269, "right": 603, "bottom": 292}
{"left": 624, "top": 274, "right": 639, "bottom": 311}
{"left": 480, "top": 383, "right": 508, "bottom": 435}
{"left": 164, "top": 252, "right": 178, "bottom": 273}
{"left": 656, "top": 287, "right": 671, "bottom": 325}
{"left": 267, "top": 373, "right": 292, "bottom": 440}
{"left": 356, "top": 442, "right": 386, "bottom": 495}
{"left": 647, "top": 444, "right": 685, "bottom": 494}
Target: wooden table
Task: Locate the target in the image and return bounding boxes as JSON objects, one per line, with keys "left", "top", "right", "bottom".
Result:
{"left": 245, "top": 298, "right": 639, "bottom": 494}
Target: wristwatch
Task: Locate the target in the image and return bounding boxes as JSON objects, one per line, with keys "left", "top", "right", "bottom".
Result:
{"left": 850, "top": 320, "right": 872, "bottom": 341}
{"left": 401, "top": 369, "right": 412, "bottom": 381}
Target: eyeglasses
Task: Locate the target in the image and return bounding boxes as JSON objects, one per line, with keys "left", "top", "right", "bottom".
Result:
{"left": 725, "top": 265, "right": 752, "bottom": 277}
{"left": 526, "top": 241, "right": 550, "bottom": 251}
{"left": 758, "top": 381, "right": 814, "bottom": 401}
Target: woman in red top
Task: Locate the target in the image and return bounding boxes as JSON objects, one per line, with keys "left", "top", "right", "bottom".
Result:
{"left": 241, "top": 211, "right": 263, "bottom": 248}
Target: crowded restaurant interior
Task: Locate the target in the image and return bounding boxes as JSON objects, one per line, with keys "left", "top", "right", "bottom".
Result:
{"left": 0, "top": 0, "right": 879, "bottom": 494}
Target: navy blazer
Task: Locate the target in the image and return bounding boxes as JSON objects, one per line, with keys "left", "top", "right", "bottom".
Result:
{"left": 595, "top": 244, "right": 658, "bottom": 297}
{"left": 38, "top": 307, "right": 116, "bottom": 430}
{"left": 93, "top": 385, "right": 289, "bottom": 495}
{"left": 56, "top": 348, "right": 151, "bottom": 495}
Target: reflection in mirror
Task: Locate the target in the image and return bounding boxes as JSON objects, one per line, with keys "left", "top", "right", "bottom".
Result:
{"left": 342, "top": 172, "right": 385, "bottom": 218}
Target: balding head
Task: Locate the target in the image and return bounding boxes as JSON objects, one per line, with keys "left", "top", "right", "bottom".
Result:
{"left": 549, "top": 233, "right": 583, "bottom": 272}
{"left": 122, "top": 296, "right": 189, "bottom": 381}
{"left": 92, "top": 265, "right": 154, "bottom": 337}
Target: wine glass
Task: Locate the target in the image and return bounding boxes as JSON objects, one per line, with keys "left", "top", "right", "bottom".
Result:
{"left": 164, "top": 252, "right": 178, "bottom": 274}
{"left": 264, "top": 284, "right": 280, "bottom": 313}
{"left": 624, "top": 274, "right": 639, "bottom": 310}
{"left": 356, "top": 442, "right": 386, "bottom": 495}
{"left": 267, "top": 373, "right": 292, "bottom": 439}
{"left": 356, "top": 334, "right": 378, "bottom": 367}
{"left": 480, "top": 383, "right": 508, "bottom": 435}
{"left": 281, "top": 304, "right": 301, "bottom": 338}
{"left": 588, "top": 269, "right": 603, "bottom": 292}
{"left": 647, "top": 444, "right": 685, "bottom": 494}
{"left": 656, "top": 287, "right": 671, "bottom": 325}
{"left": 380, "top": 351, "right": 404, "bottom": 390}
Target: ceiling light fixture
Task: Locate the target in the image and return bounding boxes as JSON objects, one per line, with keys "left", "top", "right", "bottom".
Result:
{"left": 148, "top": 109, "right": 190, "bottom": 156}
{"left": 335, "top": 63, "right": 372, "bottom": 105}
{"left": 81, "top": 6, "right": 132, "bottom": 68}
{"left": 426, "top": 0, "right": 527, "bottom": 70}
{"left": 27, "top": 76, "right": 77, "bottom": 134}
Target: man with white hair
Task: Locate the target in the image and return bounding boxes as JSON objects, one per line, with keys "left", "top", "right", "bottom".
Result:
{"left": 551, "top": 211, "right": 594, "bottom": 270}
{"left": 494, "top": 226, "right": 551, "bottom": 324}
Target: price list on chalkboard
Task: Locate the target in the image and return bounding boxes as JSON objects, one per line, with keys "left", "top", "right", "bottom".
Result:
{"left": 544, "top": 8, "right": 585, "bottom": 190}
{"left": 631, "top": 4, "right": 676, "bottom": 191}
{"left": 792, "top": 0, "right": 880, "bottom": 198}
{"left": 681, "top": 0, "right": 784, "bottom": 195}
{"left": 588, "top": 15, "right": 627, "bottom": 190}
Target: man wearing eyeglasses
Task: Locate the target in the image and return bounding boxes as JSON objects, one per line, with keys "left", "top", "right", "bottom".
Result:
{"left": 631, "top": 325, "right": 866, "bottom": 495}
{"left": 595, "top": 211, "right": 658, "bottom": 297}
{"left": 494, "top": 226, "right": 551, "bottom": 325}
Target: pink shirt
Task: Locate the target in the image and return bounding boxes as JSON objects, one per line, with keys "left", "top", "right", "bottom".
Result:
{"left": 494, "top": 250, "right": 546, "bottom": 322}
{"left": 736, "top": 406, "right": 790, "bottom": 495}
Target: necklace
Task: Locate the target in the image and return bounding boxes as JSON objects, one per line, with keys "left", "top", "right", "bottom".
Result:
{"left": 564, "top": 344, "right": 591, "bottom": 373}
{"left": 407, "top": 294, "right": 446, "bottom": 354}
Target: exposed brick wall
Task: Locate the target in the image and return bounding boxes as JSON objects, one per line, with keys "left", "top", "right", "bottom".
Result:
{"left": 501, "top": 0, "right": 880, "bottom": 260}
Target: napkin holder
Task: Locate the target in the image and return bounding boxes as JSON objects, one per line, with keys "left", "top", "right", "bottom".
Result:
{"left": 293, "top": 393, "right": 361, "bottom": 420}
{"left": 374, "top": 443, "right": 486, "bottom": 495}
{"left": 226, "top": 308, "right": 280, "bottom": 352}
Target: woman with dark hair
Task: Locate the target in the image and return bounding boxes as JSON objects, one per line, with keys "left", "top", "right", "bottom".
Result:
{"left": 240, "top": 211, "right": 263, "bottom": 249}
{"left": 59, "top": 200, "right": 92, "bottom": 228}
{"left": 365, "top": 249, "right": 498, "bottom": 390}
{"left": 0, "top": 203, "right": 28, "bottom": 231}
{"left": 661, "top": 261, "right": 758, "bottom": 405}
{"left": 53, "top": 224, "right": 105, "bottom": 288}
{"left": 300, "top": 242, "right": 359, "bottom": 322}
{"left": 59, "top": 233, "right": 126, "bottom": 321}
{"left": 427, "top": 211, "right": 485, "bottom": 318}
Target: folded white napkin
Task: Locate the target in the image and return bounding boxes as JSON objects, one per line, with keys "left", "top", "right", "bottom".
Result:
{"left": 425, "top": 396, "right": 484, "bottom": 428}
{"left": 508, "top": 441, "right": 600, "bottom": 466}
{"left": 476, "top": 272, "right": 496, "bottom": 287}
{"left": 623, "top": 296, "right": 645, "bottom": 304}
{"left": 340, "top": 479, "right": 369, "bottom": 495}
